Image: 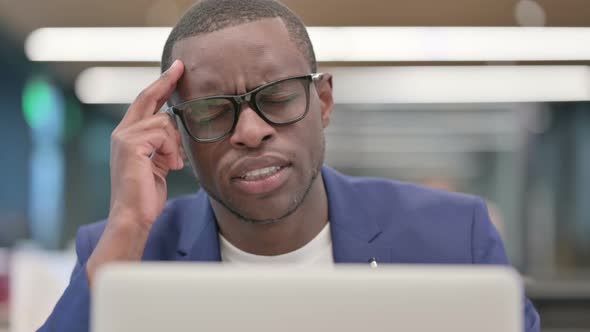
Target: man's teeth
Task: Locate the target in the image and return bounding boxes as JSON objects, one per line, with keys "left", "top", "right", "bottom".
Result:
{"left": 241, "top": 166, "right": 282, "bottom": 180}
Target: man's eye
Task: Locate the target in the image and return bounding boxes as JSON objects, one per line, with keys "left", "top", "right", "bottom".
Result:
{"left": 199, "top": 109, "right": 229, "bottom": 123}
{"left": 190, "top": 105, "right": 231, "bottom": 124}
{"left": 259, "top": 93, "right": 298, "bottom": 104}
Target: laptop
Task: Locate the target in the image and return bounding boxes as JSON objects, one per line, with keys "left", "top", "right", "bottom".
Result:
{"left": 92, "top": 263, "right": 522, "bottom": 332}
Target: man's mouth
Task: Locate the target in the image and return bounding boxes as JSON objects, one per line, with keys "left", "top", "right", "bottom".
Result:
{"left": 229, "top": 155, "right": 292, "bottom": 195}
{"left": 240, "top": 166, "right": 285, "bottom": 181}
{"left": 230, "top": 157, "right": 291, "bottom": 195}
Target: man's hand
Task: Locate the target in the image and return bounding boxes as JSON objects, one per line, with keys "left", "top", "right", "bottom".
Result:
{"left": 86, "top": 60, "right": 185, "bottom": 286}
{"left": 109, "top": 60, "right": 185, "bottom": 228}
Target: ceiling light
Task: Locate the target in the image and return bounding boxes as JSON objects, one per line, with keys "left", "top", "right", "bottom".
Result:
{"left": 75, "top": 65, "right": 590, "bottom": 104}
{"left": 26, "top": 27, "right": 590, "bottom": 62}
{"left": 25, "top": 28, "right": 170, "bottom": 62}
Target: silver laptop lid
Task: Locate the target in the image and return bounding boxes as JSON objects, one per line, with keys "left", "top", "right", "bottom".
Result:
{"left": 93, "top": 264, "right": 522, "bottom": 332}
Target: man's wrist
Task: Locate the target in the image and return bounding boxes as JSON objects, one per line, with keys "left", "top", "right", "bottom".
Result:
{"left": 107, "top": 207, "right": 154, "bottom": 236}
{"left": 86, "top": 211, "right": 153, "bottom": 287}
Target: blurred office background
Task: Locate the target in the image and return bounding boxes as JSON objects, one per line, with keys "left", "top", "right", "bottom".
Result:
{"left": 1, "top": 0, "right": 590, "bottom": 331}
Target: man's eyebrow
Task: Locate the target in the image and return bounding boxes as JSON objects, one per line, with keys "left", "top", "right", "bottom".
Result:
{"left": 183, "top": 69, "right": 225, "bottom": 98}
{"left": 196, "top": 80, "right": 225, "bottom": 97}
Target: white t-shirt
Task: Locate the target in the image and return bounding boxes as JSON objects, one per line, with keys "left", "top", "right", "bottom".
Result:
{"left": 219, "top": 223, "right": 334, "bottom": 267}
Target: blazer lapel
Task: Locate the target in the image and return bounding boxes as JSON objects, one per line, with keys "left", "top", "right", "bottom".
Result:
{"left": 175, "top": 190, "right": 221, "bottom": 262}
{"left": 322, "top": 166, "right": 392, "bottom": 264}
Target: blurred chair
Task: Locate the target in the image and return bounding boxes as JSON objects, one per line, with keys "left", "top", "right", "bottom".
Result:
{"left": 9, "top": 247, "right": 74, "bottom": 332}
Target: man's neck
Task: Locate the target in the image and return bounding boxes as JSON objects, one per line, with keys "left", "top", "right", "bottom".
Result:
{"left": 211, "top": 174, "right": 328, "bottom": 256}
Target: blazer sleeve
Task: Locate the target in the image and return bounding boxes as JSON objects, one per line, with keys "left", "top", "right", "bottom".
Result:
{"left": 36, "top": 228, "right": 93, "bottom": 332}
{"left": 471, "top": 198, "right": 541, "bottom": 332}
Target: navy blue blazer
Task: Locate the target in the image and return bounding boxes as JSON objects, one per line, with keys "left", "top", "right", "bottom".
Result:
{"left": 39, "top": 166, "right": 540, "bottom": 332}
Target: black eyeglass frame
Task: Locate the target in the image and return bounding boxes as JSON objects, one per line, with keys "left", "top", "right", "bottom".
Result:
{"left": 166, "top": 73, "right": 325, "bottom": 143}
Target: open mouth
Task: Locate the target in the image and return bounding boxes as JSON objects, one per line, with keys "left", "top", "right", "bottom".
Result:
{"left": 231, "top": 163, "right": 291, "bottom": 195}
{"left": 239, "top": 165, "right": 286, "bottom": 181}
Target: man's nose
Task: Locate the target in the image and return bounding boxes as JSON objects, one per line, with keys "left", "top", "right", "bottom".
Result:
{"left": 228, "top": 104, "right": 275, "bottom": 148}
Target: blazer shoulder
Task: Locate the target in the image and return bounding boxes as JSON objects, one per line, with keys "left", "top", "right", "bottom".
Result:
{"left": 324, "top": 167, "right": 484, "bottom": 233}
{"left": 74, "top": 193, "right": 202, "bottom": 263}
{"left": 345, "top": 175, "right": 488, "bottom": 262}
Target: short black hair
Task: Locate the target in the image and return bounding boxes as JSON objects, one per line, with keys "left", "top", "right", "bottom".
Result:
{"left": 161, "top": 0, "right": 317, "bottom": 73}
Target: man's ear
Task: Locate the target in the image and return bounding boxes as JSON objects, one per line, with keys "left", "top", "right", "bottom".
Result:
{"left": 317, "top": 73, "right": 334, "bottom": 128}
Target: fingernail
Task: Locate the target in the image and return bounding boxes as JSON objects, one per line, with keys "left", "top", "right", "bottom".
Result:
{"left": 166, "top": 60, "right": 179, "bottom": 73}
{"left": 177, "top": 156, "right": 184, "bottom": 169}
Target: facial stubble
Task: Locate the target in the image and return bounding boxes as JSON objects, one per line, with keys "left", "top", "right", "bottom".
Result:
{"left": 203, "top": 135, "right": 325, "bottom": 225}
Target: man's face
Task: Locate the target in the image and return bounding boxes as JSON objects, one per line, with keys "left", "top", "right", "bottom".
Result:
{"left": 170, "top": 18, "right": 333, "bottom": 223}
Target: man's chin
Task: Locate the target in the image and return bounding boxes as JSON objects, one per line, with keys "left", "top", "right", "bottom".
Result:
{"left": 237, "top": 216, "right": 285, "bottom": 225}
{"left": 229, "top": 204, "right": 298, "bottom": 225}
{"left": 209, "top": 167, "right": 319, "bottom": 225}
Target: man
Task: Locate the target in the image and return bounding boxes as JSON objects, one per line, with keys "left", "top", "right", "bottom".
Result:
{"left": 39, "top": 0, "right": 540, "bottom": 331}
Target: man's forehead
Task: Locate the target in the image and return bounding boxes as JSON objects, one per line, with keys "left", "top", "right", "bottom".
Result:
{"left": 169, "top": 18, "right": 309, "bottom": 97}
{"left": 175, "top": 61, "right": 300, "bottom": 99}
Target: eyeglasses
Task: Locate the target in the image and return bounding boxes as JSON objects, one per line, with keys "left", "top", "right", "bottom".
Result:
{"left": 166, "top": 73, "right": 325, "bottom": 143}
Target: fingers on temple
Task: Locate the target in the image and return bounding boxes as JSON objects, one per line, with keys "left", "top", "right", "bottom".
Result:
{"left": 120, "top": 60, "right": 185, "bottom": 127}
